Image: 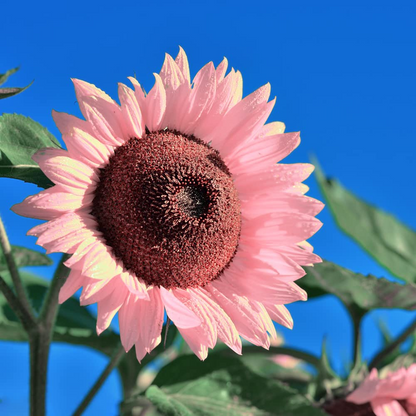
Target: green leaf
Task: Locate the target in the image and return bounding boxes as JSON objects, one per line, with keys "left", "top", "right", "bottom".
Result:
{"left": 0, "top": 114, "right": 61, "bottom": 188}
{"left": 0, "top": 67, "right": 19, "bottom": 86}
{"left": 0, "top": 81, "right": 34, "bottom": 100}
{"left": 314, "top": 158, "right": 416, "bottom": 283}
{"left": 0, "top": 245, "right": 52, "bottom": 272}
{"left": 131, "top": 354, "right": 325, "bottom": 416}
{"left": 0, "top": 271, "right": 118, "bottom": 355}
{"left": 299, "top": 261, "right": 416, "bottom": 320}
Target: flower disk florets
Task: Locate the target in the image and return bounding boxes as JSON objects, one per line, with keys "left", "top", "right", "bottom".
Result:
{"left": 91, "top": 129, "right": 241, "bottom": 289}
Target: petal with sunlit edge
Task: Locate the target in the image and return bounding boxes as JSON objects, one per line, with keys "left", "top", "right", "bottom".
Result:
{"left": 13, "top": 48, "right": 323, "bottom": 361}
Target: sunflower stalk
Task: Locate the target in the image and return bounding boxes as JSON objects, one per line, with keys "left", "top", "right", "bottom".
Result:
{"left": 0, "top": 273, "right": 36, "bottom": 331}
{"left": 369, "top": 316, "right": 416, "bottom": 370}
{"left": 30, "top": 253, "right": 70, "bottom": 416}
{"left": 73, "top": 343, "right": 126, "bottom": 416}
{"left": 351, "top": 315, "right": 362, "bottom": 371}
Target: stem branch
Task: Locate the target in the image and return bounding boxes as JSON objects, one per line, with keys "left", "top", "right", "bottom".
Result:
{"left": 0, "top": 215, "right": 35, "bottom": 320}
{"left": 30, "top": 254, "right": 70, "bottom": 416}
{"left": 0, "top": 274, "right": 36, "bottom": 331}
{"left": 73, "top": 344, "right": 126, "bottom": 416}
{"left": 352, "top": 315, "right": 362, "bottom": 369}
{"left": 369, "top": 315, "right": 416, "bottom": 369}
{"left": 39, "top": 254, "right": 70, "bottom": 328}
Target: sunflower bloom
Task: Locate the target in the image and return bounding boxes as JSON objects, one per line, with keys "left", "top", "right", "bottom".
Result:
{"left": 346, "top": 366, "right": 416, "bottom": 416}
{"left": 13, "top": 48, "right": 323, "bottom": 361}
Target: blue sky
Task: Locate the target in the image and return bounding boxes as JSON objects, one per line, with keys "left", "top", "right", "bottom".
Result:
{"left": 1, "top": 1, "right": 416, "bottom": 414}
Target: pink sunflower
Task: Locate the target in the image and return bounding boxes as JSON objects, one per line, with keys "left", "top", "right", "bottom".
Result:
{"left": 12, "top": 48, "right": 323, "bottom": 361}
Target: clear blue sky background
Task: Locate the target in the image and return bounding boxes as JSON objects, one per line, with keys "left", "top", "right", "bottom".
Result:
{"left": 1, "top": 1, "right": 416, "bottom": 414}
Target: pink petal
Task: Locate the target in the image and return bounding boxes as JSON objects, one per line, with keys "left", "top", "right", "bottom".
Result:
{"left": 239, "top": 246, "right": 305, "bottom": 281}
{"left": 371, "top": 398, "right": 408, "bottom": 416}
{"left": 159, "top": 53, "right": 185, "bottom": 91}
{"left": 52, "top": 110, "right": 92, "bottom": 136}
{"left": 33, "top": 150, "right": 98, "bottom": 195}
{"left": 177, "top": 326, "right": 209, "bottom": 361}
{"left": 118, "top": 83, "right": 144, "bottom": 139}
{"left": 160, "top": 287, "right": 201, "bottom": 329}
{"left": 228, "top": 132, "right": 301, "bottom": 174}
{"left": 43, "top": 227, "right": 97, "bottom": 255}
{"left": 181, "top": 62, "right": 216, "bottom": 134}
{"left": 391, "top": 364, "right": 416, "bottom": 399}
{"left": 264, "top": 304, "right": 294, "bottom": 329}
{"left": 347, "top": 368, "right": 380, "bottom": 404}
{"left": 96, "top": 284, "right": 128, "bottom": 335}
{"left": 118, "top": 292, "right": 142, "bottom": 352}
{"left": 83, "top": 97, "right": 126, "bottom": 146}
{"left": 64, "top": 127, "right": 112, "bottom": 167}
{"left": 242, "top": 194, "right": 324, "bottom": 220}
{"left": 208, "top": 281, "right": 269, "bottom": 348}
{"left": 259, "top": 121, "right": 286, "bottom": 136}
{"left": 80, "top": 275, "right": 121, "bottom": 306}
{"left": 137, "top": 287, "right": 164, "bottom": 355}
{"left": 252, "top": 301, "right": 279, "bottom": 342}
{"left": 120, "top": 271, "right": 149, "bottom": 299}
{"left": 242, "top": 212, "right": 323, "bottom": 247}
{"left": 191, "top": 287, "right": 242, "bottom": 355}
{"left": 221, "top": 256, "right": 307, "bottom": 304}
{"left": 175, "top": 46, "right": 191, "bottom": 84}
{"left": 215, "top": 57, "right": 228, "bottom": 84}
{"left": 80, "top": 242, "right": 123, "bottom": 280}
{"left": 145, "top": 73, "right": 167, "bottom": 132}
{"left": 135, "top": 341, "right": 148, "bottom": 363}
{"left": 72, "top": 78, "right": 115, "bottom": 118}
{"left": 127, "top": 77, "right": 146, "bottom": 112}
{"left": 64, "top": 236, "right": 103, "bottom": 269}
{"left": 194, "top": 69, "right": 242, "bottom": 138}
{"left": 234, "top": 164, "right": 315, "bottom": 200}
{"left": 174, "top": 288, "right": 217, "bottom": 349}
{"left": 11, "top": 187, "right": 93, "bottom": 220}
{"left": 59, "top": 269, "right": 84, "bottom": 303}
{"left": 278, "top": 244, "right": 322, "bottom": 267}
{"left": 27, "top": 212, "right": 95, "bottom": 246}
{"left": 204, "top": 83, "right": 272, "bottom": 152}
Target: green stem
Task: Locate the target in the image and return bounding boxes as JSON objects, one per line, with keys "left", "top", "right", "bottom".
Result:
{"left": 73, "top": 344, "right": 126, "bottom": 416}
{"left": 369, "top": 315, "right": 416, "bottom": 369}
{"left": 30, "top": 254, "right": 70, "bottom": 416}
{"left": 0, "top": 215, "right": 35, "bottom": 320}
{"left": 39, "top": 254, "right": 70, "bottom": 328}
{"left": 0, "top": 273, "right": 35, "bottom": 331}
{"left": 29, "top": 329, "right": 47, "bottom": 416}
{"left": 352, "top": 315, "right": 362, "bottom": 369}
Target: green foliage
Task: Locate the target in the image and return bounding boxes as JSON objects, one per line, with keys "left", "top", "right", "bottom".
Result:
{"left": 0, "top": 114, "right": 61, "bottom": 188}
{"left": 0, "top": 270, "right": 119, "bottom": 355}
{"left": 127, "top": 354, "right": 325, "bottom": 416}
{"left": 0, "top": 67, "right": 33, "bottom": 100}
{"left": 0, "top": 246, "right": 52, "bottom": 272}
{"left": 314, "top": 158, "right": 416, "bottom": 284}
{"left": 299, "top": 260, "right": 416, "bottom": 321}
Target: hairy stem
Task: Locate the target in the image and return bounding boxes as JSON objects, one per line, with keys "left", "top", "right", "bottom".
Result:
{"left": 0, "top": 273, "right": 36, "bottom": 331}
{"left": 29, "top": 328, "right": 48, "bottom": 416}
{"left": 73, "top": 344, "right": 126, "bottom": 416}
{"left": 0, "top": 215, "right": 35, "bottom": 320}
{"left": 39, "top": 254, "right": 70, "bottom": 329}
{"left": 30, "top": 254, "right": 70, "bottom": 416}
{"left": 352, "top": 315, "right": 362, "bottom": 369}
{"left": 369, "top": 316, "right": 416, "bottom": 369}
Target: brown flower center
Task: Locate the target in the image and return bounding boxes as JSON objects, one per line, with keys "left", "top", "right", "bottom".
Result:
{"left": 91, "top": 129, "right": 241, "bottom": 289}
